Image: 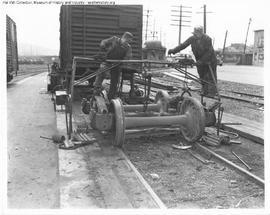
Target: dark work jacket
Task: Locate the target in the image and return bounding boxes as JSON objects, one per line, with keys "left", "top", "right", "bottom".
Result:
{"left": 172, "top": 34, "right": 217, "bottom": 64}
{"left": 101, "top": 36, "right": 132, "bottom": 60}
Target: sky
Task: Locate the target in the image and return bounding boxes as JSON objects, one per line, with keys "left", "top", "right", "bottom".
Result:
{"left": 1, "top": 0, "right": 268, "bottom": 55}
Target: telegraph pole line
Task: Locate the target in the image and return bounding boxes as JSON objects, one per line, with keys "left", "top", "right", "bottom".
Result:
{"left": 143, "top": 9, "right": 152, "bottom": 42}
{"left": 196, "top": 4, "right": 212, "bottom": 33}
{"left": 171, "top": 5, "right": 192, "bottom": 45}
{"left": 159, "top": 27, "right": 162, "bottom": 42}
{"left": 222, "top": 30, "right": 228, "bottom": 56}
{"left": 150, "top": 19, "right": 158, "bottom": 40}
{"left": 179, "top": 5, "right": 182, "bottom": 45}
{"left": 203, "top": 5, "right": 206, "bottom": 33}
{"left": 243, "top": 18, "right": 252, "bottom": 54}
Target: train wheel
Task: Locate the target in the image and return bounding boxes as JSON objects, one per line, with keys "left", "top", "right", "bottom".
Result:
{"left": 179, "top": 97, "right": 205, "bottom": 142}
{"left": 110, "top": 98, "right": 125, "bottom": 147}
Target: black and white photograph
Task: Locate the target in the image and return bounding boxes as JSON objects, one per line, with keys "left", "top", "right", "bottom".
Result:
{"left": 1, "top": 0, "right": 269, "bottom": 214}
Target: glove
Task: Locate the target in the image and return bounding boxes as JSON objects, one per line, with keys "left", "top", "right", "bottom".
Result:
{"left": 168, "top": 49, "right": 175, "bottom": 55}
{"left": 195, "top": 60, "right": 203, "bottom": 66}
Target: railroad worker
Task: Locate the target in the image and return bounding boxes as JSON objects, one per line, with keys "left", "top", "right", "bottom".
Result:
{"left": 168, "top": 26, "right": 218, "bottom": 97}
{"left": 93, "top": 32, "right": 133, "bottom": 100}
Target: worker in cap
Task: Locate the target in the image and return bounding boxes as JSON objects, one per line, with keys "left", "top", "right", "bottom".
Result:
{"left": 93, "top": 32, "right": 133, "bottom": 100}
{"left": 168, "top": 25, "right": 218, "bottom": 97}
{"left": 192, "top": 25, "right": 204, "bottom": 34}
{"left": 122, "top": 31, "right": 134, "bottom": 39}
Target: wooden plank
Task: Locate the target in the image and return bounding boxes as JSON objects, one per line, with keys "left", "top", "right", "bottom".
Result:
{"left": 163, "top": 72, "right": 192, "bottom": 83}
{"left": 222, "top": 113, "right": 264, "bottom": 144}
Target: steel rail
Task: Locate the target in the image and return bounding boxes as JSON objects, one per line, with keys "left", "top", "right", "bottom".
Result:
{"left": 16, "top": 69, "right": 47, "bottom": 76}
{"left": 229, "top": 90, "right": 264, "bottom": 99}
{"left": 117, "top": 149, "right": 167, "bottom": 209}
{"left": 196, "top": 143, "right": 264, "bottom": 187}
{"left": 219, "top": 93, "right": 264, "bottom": 106}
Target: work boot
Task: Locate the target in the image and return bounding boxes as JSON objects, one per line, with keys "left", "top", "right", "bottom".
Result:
{"left": 81, "top": 98, "right": 90, "bottom": 114}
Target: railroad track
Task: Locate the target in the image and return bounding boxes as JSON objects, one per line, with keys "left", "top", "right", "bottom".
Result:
{"left": 123, "top": 126, "right": 265, "bottom": 187}
{"left": 121, "top": 127, "right": 264, "bottom": 208}
{"left": 16, "top": 69, "right": 47, "bottom": 77}
{"left": 194, "top": 142, "right": 264, "bottom": 187}
{"left": 52, "top": 99, "right": 264, "bottom": 208}
{"left": 8, "top": 69, "right": 48, "bottom": 84}
{"left": 52, "top": 71, "right": 264, "bottom": 208}
{"left": 57, "top": 102, "right": 264, "bottom": 208}
{"left": 135, "top": 72, "right": 264, "bottom": 108}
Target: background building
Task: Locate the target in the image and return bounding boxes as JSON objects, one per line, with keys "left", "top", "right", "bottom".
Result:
{"left": 253, "top": 29, "right": 264, "bottom": 66}
{"left": 219, "top": 43, "right": 253, "bottom": 64}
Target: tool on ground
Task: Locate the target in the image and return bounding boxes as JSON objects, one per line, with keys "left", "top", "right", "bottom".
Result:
{"left": 221, "top": 122, "right": 242, "bottom": 126}
{"left": 202, "top": 133, "right": 230, "bottom": 146}
{"left": 172, "top": 141, "right": 213, "bottom": 164}
{"left": 40, "top": 134, "right": 65, "bottom": 143}
{"left": 188, "top": 149, "right": 214, "bottom": 165}
{"left": 172, "top": 144, "right": 192, "bottom": 150}
{"left": 231, "top": 150, "right": 252, "bottom": 171}
{"left": 229, "top": 140, "right": 242, "bottom": 144}
{"left": 58, "top": 133, "right": 95, "bottom": 150}
{"left": 197, "top": 143, "right": 263, "bottom": 187}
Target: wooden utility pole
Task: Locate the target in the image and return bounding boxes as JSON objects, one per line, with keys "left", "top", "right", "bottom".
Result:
{"left": 143, "top": 9, "right": 152, "bottom": 42}
{"left": 196, "top": 4, "right": 212, "bottom": 33}
{"left": 150, "top": 19, "right": 158, "bottom": 40}
{"left": 171, "top": 5, "right": 192, "bottom": 45}
{"left": 243, "top": 18, "right": 252, "bottom": 54}
{"left": 203, "top": 5, "right": 206, "bottom": 33}
{"left": 222, "top": 30, "right": 228, "bottom": 56}
{"left": 159, "top": 27, "right": 162, "bottom": 42}
{"left": 179, "top": 5, "right": 182, "bottom": 44}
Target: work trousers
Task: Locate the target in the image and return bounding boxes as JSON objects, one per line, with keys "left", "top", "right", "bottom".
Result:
{"left": 93, "top": 62, "right": 121, "bottom": 100}
{"left": 196, "top": 62, "right": 217, "bottom": 96}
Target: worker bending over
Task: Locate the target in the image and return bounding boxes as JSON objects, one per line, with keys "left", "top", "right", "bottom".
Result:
{"left": 94, "top": 32, "right": 133, "bottom": 100}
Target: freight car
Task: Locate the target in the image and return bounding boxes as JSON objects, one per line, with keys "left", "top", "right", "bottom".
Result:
{"left": 50, "top": 5, "right": 143, "bottom": 91}
{"left": 6, "top": 15, "right": 19, "bottom": 82}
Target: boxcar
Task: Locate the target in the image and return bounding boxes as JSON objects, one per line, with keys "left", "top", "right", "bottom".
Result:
{"left": 59, "top": 5, "right": 143, "bottom": 75}
{"left": 6, "top": 15, "right": 19, "bottom": 82}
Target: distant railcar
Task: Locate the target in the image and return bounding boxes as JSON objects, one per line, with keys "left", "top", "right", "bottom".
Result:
{"left": 6, "top": 15, "right": 19, "bottom": 82}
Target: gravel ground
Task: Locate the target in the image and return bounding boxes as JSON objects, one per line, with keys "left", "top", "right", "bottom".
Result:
{"left": 123, "top": 134, "right": 264, "bottom": 209}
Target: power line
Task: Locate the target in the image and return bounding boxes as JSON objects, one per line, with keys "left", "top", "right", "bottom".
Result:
{"left": 171, "top": 5, "right": 192, "bottom": 45}
{"left": 222, "top": 30, "right": 228, "bottom": 56}
{"left": 196, "top": 4, "right": 213, "bottom": 33}
{"left": 243, "top": 18, "right": 252, "bottom": 54}
{"left": 150, "top": 19, "right": 158, "bottom": 40}
{"left": 143, "top": 9, "right": 152, "bottom": 42}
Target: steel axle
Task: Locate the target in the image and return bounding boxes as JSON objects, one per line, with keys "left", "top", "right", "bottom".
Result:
{"left": 110, "top": 96, "right": 206, "bottom": 147}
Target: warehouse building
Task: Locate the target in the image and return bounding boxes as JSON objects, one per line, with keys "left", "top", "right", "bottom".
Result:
{"left": 253, "top": 29, "right": 264, "bottom": 66}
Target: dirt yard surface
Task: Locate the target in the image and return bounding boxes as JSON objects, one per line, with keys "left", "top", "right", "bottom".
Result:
{"left": 123, "top": 133, "right": 264, "bottom": 209}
